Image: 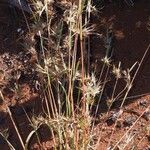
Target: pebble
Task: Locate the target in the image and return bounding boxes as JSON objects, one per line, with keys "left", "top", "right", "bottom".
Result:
{"left": 143, "top": 111, "right": 150, "bottom": 121}
{"left": 123, "top": 115, "right": 137, "bottom": 127}
{"left": 139, "top": 99, "right": 148, "bottom": 107}
{"left": 106, "top": 110, "right": 123, "bottom": 126}
{"left": 116, "top": 120, "right": 122, "bottom": 128}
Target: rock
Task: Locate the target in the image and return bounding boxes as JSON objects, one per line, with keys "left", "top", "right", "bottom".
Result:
{"left": 116, "top": 120, "right": 122, "bottom": 128}
{"left": 139, "top": 99, "right": 148, "bottom": 107}
{"left": 123, "top": 116, "right": 137, "bottom": 127}
{"left": 106, "top": 110, "right": 123, "bottom": 126}
{"left": 143, "top": 111, "right": 150, "bottom": 121}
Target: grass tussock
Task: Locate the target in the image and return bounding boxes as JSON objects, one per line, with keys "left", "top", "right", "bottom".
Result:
{"left": 0, "top": 0, "right": 150, "bottom": 149}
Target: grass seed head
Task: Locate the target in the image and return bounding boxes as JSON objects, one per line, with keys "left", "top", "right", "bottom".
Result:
{"left": 112, "top": 64, "right": 122, "bottom": 79}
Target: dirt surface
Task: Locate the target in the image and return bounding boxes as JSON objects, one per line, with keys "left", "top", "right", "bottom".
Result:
{"left": 0, "top": 0, "right": 150, "bottom": 150}
{"left": 95, "top": 95, "right": 150, "bottom": 150}
{"left": 0, "top": 3, "right": 40, "bottom": 149}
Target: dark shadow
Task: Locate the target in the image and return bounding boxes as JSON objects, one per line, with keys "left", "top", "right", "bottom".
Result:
{"left": 0, "top": 2, "right": 29, "bottom": 54}
{"left": 90, "top": 0, "right": 150, "bottom": 112}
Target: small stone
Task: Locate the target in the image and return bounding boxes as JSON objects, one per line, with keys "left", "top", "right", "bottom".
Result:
{"left": 137, "top": 135, "right": 142, "bottom": 140}
{"left": 106, "top": 115, "right": 117, "bottom": 126}
{"left": 116, "top": 120, "right": 122, "bottom": 128}
{"left": 143, "top": 111, "right": 150, "bottom": 121}
{"left": 106, "top": 110, "right": 123, "bottom": 126}
{"left": 139, "top": 99, "right": 148, "bottom": 107}
{"left": 141, "top": 122, "right": 146, "bottom": 127}
{"left": 123, "top": 116, "right": 137, "bottom": 127}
